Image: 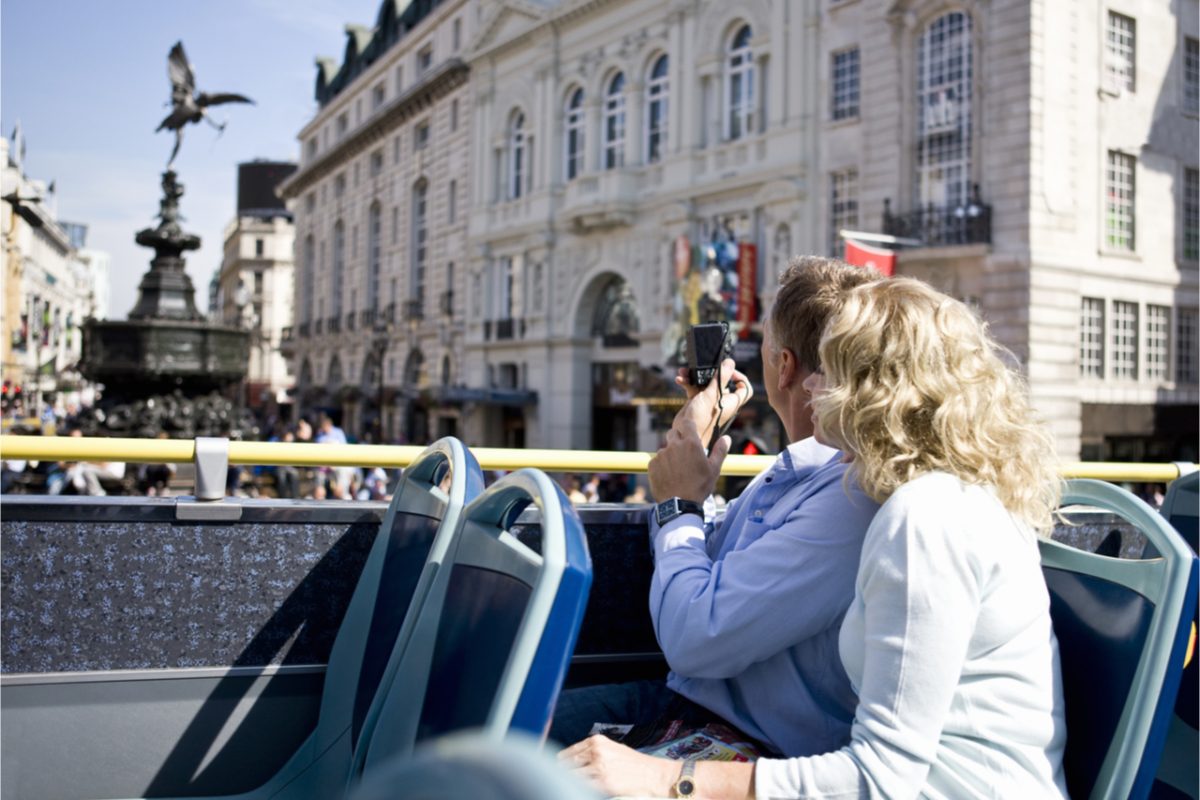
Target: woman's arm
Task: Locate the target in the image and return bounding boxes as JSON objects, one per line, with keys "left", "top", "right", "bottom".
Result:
{"left": 560, "top": 735, "right": 755, "bottom": 800}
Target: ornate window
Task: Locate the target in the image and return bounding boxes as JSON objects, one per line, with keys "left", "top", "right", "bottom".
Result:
{"left": 367, "top": 202, "right": 381, "bottom": 310}
{"left": 1105, "top": 12, "right": 1136, "bottom": 93}
{"left": 916, "top": 12, "right": 973, "bottom": 208}
{"left": 1178, "top": 308, "right": 1198, "bottom": 383}
{"left": 645, "top": 55, "right": 669, "bottom": 163}
{"left": 829, "top": 169, "right": 859, "bottom": 256}
{"left": 726, "top": 25, "right": 755, "bottom": 140}
{"left": 1112, "top": 300, "right": 1138, "bottom": 380}
{"left": 1106, "top": 150, "right": 1136, "bottom": 251}
{"left": 1146, "top": 304, "right": 1170, "bottom": 381}
{"left": 564, "top": 88, "right": 585, "bottom": 180}
{"left": 332, "top": 220, "right": 345, "bottom": 319}
{"left": 303, "top": 235, "right": 314, "bottom": 324}
{"left": 604, "top": 73, "right": 626, "bottom": 169}
{"left": 508, "top": 112, "right": 526, "bottom": 199}
{"left": 831, "top": 47, "right": 860, "bottom": 121}
{"left": 411, "top": 180, "right": 428, "bottom": 309}
{"left": 1080, "top": 297, "right": 1105, "bottom": 379}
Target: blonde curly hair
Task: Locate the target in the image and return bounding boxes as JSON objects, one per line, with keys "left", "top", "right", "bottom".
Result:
{"left": 812, "top": 278, "right": 1061, "bottom": 534}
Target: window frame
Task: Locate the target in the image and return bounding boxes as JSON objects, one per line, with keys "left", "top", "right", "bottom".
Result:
{"left": 564, "top": 88, "right": 586, "bottom": 180}
{"left": 1080, "top": 297, "right": 1106, "bottom": 379}
{"left": 508, "top": 112, "right": 526, "bottom": 200}
{"left": 1105, "top": 150, "right": 1136, "bottom": 252}
{"left": 725, "top": 24, "right": 756, "bottom": 141}
{"left": 831, "top": 47, "right": 860, "bottom": 122}
{"left": 645, "top": 55, "right": 669, "bottom": 163}
{"left": 1105, "top": 11, "right": 1136, "bottom": 94}
{"left": 603, "top": 72, "right": 627, "bottom": 170}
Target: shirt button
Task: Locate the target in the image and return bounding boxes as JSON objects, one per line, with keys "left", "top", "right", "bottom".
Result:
{"left": 764, "top": 476, "right": 772, "bottom": 483}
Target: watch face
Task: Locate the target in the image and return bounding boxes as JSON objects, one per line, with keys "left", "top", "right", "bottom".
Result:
{"left": 677, "top": 777, "right": 695, "bottom": 797}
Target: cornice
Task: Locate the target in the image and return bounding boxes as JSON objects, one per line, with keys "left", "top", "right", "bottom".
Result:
{"left": 279, "top": 60, "right": 469, "bottom": 200}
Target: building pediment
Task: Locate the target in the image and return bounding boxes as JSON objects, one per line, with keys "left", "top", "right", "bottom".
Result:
{"left": 474, "top": 1, "right": 545, "bottom": 55}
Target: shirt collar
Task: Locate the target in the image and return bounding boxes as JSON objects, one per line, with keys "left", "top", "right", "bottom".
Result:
{"left": 778, "top": 437, "right": 842, "bottom": 480}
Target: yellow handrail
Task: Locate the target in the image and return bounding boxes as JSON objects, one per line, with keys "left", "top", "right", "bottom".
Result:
{"left": 0, "top": 435, "right": 1195, "bottom": 482}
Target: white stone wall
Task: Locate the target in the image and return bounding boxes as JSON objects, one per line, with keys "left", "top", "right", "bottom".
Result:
{"left": 283, "top": 0, "right": 476, "bottom": 440}
{"left": 466, "top": 0, "right": 813, "bottom": 450}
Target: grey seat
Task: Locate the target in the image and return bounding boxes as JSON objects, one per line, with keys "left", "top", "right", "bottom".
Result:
{"left": 352, "top": 468, "right": 593, "bottom": 789}
{"left": 1043, "top": 479, "right": 1198, "bottom": 800}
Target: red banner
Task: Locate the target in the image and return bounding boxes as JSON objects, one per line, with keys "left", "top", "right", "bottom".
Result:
{"left": 844, "top": 239, "right": 896, "bottom": 276}
{"left": 736, "top": 243, "right": 757, "bottom": 337}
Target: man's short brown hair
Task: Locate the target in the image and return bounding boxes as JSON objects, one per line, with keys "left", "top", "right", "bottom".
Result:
{"left": 767, "top": 256, "right": 881, "bottom": 372}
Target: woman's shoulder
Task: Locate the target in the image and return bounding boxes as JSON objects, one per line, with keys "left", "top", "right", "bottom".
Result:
{"left": 875, "top": 472, "right": 1032, "bottom": 551}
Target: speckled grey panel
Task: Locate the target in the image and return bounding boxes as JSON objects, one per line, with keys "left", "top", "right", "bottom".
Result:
{"left": 2, "top": 514, "right": 375, "bottom": 674}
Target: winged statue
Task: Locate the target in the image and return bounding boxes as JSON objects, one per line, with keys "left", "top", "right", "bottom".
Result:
{"left": 156, "top": 41, "right": 254, "bottom": 169}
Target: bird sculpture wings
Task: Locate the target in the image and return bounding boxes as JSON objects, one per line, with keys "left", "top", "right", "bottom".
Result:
{"left": 156, "top": 41, "right": 253, "bottom": 169}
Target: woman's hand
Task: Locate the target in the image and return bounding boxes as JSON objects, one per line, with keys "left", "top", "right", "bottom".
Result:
{"left": 558, "top": 735, "right": 678, "bottom": 797}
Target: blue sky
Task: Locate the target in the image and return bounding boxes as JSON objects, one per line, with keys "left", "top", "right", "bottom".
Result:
{"left": 2, "top": 0, "right": 380, "bottom": 317}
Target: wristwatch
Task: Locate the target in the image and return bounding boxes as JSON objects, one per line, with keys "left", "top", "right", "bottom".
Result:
{"left": 655, "top": 496, "right": 704, "bottom": 526}
{"left": 674, "top": 759, "right": 698, "bottom": 798}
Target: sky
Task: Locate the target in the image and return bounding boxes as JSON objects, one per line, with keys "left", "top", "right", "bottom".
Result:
{"left": 2, "top": 0, "right": 381, "bottom": 318}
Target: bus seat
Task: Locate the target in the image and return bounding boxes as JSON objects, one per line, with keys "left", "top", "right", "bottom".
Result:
{"left": 271, "top": 437, "right": 484, "bottom": 798}
{"left": 1042, "top": 479, "right": 1198, "bottom": 800}
{"left": 353, "top": 468, "right": 592, "bottom": 787}
{"left": 349, "top": 731, "right": 600, "bottom": 800}
{"left": 1150, "top": 471, "right": 1199, "bottom": 800}
{"left": 208, "top": 437, "right": 481, "bottom": 800}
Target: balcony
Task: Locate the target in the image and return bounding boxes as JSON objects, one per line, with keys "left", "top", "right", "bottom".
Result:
{"left": 315, "top": 319, "right": 324, "bottom": 335}
{"left": 383, "top": 303, "right": 396, "bottom": 324}
{"left": 561, "top": 169, "right": 639, "bottom": 233}
{"left": 439, "top": 290, "right": 454, "bottom": 317}
{"left": 298, "top": 322, "right": 310, "bottom": 339}
{"left": 882, "top": 186, "right": 992, "bottom": 247}
{"left": 345, "top": 312, "right": 356, "bottom": 331}
{"left": 328, "top": 316, "right": 341, "bottom": 334}
{"left": 404, "top": 299, "right": 424, "bottom": 321}
{"left": 360, "top": 308, "right": 377, "bottom": 328}
{"left": 280, "top": 326, "right": 293, "bottom": 342}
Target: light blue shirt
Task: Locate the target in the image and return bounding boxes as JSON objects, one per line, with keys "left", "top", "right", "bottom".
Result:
{"left": 649, "top": 438, "right": 879, "bottom": 757}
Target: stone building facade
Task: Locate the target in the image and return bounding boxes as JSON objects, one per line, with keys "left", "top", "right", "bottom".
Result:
{"left": 822, "top": 0, "right": 1199, "bottom": 461}
{"left": 217, "top": 161, "right": 298, "bottom": 416}
{"left": 2, "top": 135, "right": 106, "bottom": 418}
{"left": 464, "top": 0, "right": 815, "bottom": 452}
{"left": 280, "top": 0, "right": 476, "bottom": 443}
{"left": 286, "top": 0, "right": 1198, "bottom": 460}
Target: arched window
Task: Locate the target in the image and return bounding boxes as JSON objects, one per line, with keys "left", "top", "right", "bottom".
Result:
{"left": 916, "top": 12, "right": 973, "bottom": 208}
{"left": 564, "top": 87, "right": 585, "bottom": 180}
{"left": 508, "top": 112, "right": 525, "bottom": 199}
{"left": 603, "top": 72, "right": 626, "bottom": 169}
{"left": 645, "top": 55, "right": 669, "bottom": 163}
{"left": 726, "top": 25, "right": 755, "bottom": 140}
{"left": 332, "top": 220, "right": 345, "bottom": 321}
{"left": 367, "top": 202, "right": 381, "bottom": 311}
{"left": 303, "top": 235, "right": 315, "bottom": 324}
{"left": 411, "top": 180, "right": 428, "bottom": 311}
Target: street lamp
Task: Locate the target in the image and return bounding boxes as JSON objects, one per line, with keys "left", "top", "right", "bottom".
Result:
{"left": 370, "top": 314, "right": 393, "bottom": 442}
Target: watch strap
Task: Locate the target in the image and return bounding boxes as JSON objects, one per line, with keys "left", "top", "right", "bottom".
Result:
{"left": 674, "top": 759, "right": 697, "bottom": 798}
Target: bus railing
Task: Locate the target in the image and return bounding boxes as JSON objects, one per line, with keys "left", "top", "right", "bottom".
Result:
{"left": 1, "top": 434, "right": 1195, "bottom": 494}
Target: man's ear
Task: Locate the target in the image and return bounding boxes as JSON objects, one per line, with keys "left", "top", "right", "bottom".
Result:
{"left": 777, "top": 347, "right": 798, "bottom": 389}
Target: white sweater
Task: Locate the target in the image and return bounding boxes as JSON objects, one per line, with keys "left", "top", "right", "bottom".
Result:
{"left": 755, "top": 473, "right": 1069, "bottom": 799}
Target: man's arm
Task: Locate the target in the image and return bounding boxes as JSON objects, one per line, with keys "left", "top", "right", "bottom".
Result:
{"left": 648, "top": 467, "right": 877, "bottom": 679}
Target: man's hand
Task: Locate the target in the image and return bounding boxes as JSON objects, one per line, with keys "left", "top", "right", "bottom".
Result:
{"left": 648, "top": 416, "right": 730, "bottom": 503}
{"left": 674, "top": 358, "right": 753, "bottom": 447}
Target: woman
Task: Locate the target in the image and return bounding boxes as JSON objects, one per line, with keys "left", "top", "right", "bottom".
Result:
{"left": 562, "top": 278, "right": 1069, "bottom": 798}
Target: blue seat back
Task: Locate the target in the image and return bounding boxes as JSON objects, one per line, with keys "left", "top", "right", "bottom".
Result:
{"left": 310, "top": 438, "right": 482, "bottom": 777}
{"left": 1042, "top": 479, "right": 1198, "bottom": 800}
{"left": 355, "top": 468, "right": 592, "bottom": 780}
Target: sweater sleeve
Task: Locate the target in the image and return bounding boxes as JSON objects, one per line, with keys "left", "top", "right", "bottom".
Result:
{"left": 648, "top": 468, "right": 878, "bottom": 679}
{"left": 755, "top": 485, "right": 984, "bottom": 798}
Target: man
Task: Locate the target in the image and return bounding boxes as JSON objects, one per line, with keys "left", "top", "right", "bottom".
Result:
{"left": 315, "top": 413, "right": 355, "bottom": 499}
{"left": 551, "top": 257, "right": 881, "bottom": 758}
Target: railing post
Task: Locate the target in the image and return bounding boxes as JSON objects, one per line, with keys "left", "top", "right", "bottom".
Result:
{"left": 194, "top": 437, "right": 230, "bottom": 501}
